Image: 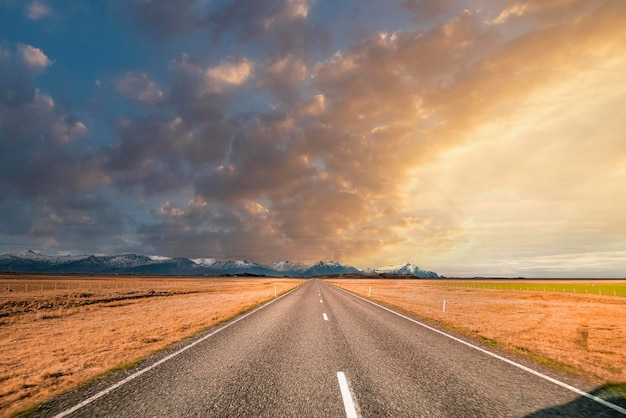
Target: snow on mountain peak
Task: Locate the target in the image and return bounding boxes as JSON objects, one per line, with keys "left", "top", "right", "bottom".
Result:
{"left": 149, "top": 255, "right": 172, "bottom": 261}
{"left": 271, "top": 260, "right": 308, "bottom": 271}
{"left": 191, "top": 257, "right": 217, "bottom": 266}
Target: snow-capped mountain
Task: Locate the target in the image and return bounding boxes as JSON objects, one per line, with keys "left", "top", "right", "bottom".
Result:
{"left": 369, "top": 263, "right": 439, "bottom": 278}
{"left": 0, "top": 250, "right": 439, "bottom": 278}
{"left": 271, "top": 260, "right": 309, "bottom": 272}
{"left": 302, "top": 261, "right": 361, "bottom": 277}
{"left": 0, "top": 250, "right": 88, "bottom": 272}
{"left": 191, "top": 258, "right": 217, "bottom": 266}
{"left": 201, "top": 260, "right": 276, "bottom": 276}
{"left": 3, "top": 250, "right": 88, "bottom": 264}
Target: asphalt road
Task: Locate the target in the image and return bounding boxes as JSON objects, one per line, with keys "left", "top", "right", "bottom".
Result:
{"left": 36, "top": 279, "right": 625, "bottom": 417}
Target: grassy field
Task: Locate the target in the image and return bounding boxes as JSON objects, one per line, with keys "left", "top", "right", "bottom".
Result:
{"left": 326, "top": 278, "right": 626, "bottom": 387}
{"left": 0, "top": 275, "right": 303, "bottom": 418}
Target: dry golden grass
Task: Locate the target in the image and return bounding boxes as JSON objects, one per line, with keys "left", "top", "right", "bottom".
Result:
{"left": 326, "top": 279, "right": 626, "bottom": 385}
{"left": 0, "top": 275, "right": 303, "bottom": 418}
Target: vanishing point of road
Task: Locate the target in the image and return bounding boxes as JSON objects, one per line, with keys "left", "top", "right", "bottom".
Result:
{"left": 35, "top": 279, "right": 625, "bottom": 417}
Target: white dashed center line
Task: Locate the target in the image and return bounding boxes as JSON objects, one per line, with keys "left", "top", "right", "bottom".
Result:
{"left": 323, "top": 313, "right": 328, "bottom": 321}
{"left": 320, "top": 299, "right": 323, "bottom": 303}
{"left": 337, "top": 372, "right": 358, "bottom": 418}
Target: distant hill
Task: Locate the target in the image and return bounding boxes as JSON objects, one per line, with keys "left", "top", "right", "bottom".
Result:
{"left": 0, "top": 250, "right": 439, "bottom": 278}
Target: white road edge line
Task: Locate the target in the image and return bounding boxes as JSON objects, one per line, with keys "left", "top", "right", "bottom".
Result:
{"left": 53, "top": 283, "right": 305, "bottom": 418}
{"left": 337, "top": 372, "right": 358, "bottom": 418}
{"left": 333, "top": 285, "right": 626, "bottom": 416}
{"left": 323, "top": 312, "right": 329, "bottom": 321}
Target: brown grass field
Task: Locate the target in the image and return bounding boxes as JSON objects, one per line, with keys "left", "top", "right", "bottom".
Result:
{"left": 326, "top": 279, "right": 626, "bottom": 386}
{"left": 0, "top": 274, "right": 303, "bottom": 418}
{"left": 3, "top": 276, "right": 625, "bottom": 417}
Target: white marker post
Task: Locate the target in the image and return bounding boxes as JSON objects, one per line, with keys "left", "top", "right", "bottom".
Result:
{"left": 274, "top": 285, "right": 277, "bottom": 297}
{"left": 368, "top": 286, "right": 371, "bottom": 297}
{"left": 443, "top": 300, "right": 446, "bottom": 313}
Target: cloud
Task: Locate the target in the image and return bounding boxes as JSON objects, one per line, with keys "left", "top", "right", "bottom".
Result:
{"left": 120, "top": 0, "right": 208, "bottom": 37}
{"left": 487, "top": 0, "right": 599, "bottom": 25}
{"left": 260, "top": 54, "right": 307, "bottom": 102}
{"left": 0, "top": 41, "right": 117, "bottom": 253}
{"left": 104, "top": 1, "right": 625, "bottom": 266}
{"left": 401, "top": 0, "right": 455, "bottom": 23}
{"left": 25, "top": 0, "right": 53, "bottom": 20}
{"left": 17, "top": 43, "right": 52, "bottom": 72}
{"left": 263, "top": 0, "right": 314, "bottom": 27}
{"left": 0, "top": 43, "right": 53, "bottom": 107}
{"left": 2, "top": 1, "right": 625, "bottom": 273}
{"left": 121, "top": 0, "right": 330, "bottom": 59}
{"left": 116, "top": 72, "right": 164, "bottom": 105}
{"left": 205, "top": 58, "right": 253, "bottom": 91}
{"left": 51, "top": 117, "right": 88, "bottom": 144}
{"left": 399, "top": 2, "right": 626, "bottom": 275}
{"left": 104, "top": 116, "right": 196, "bottom": 195}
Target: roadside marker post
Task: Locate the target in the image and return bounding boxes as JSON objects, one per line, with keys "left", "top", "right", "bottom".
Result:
{"left": 368, "top": 286, "right": 371, "bottom": 297}
{"left": 443, "top": 300, "right": 446, "bottom": 313}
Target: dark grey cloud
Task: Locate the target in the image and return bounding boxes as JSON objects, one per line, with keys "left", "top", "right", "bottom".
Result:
{"left": 116, "top": 72, "right": 164, "bottom": 104}
{"left": 121, "top": 0, "right": 330, "bottom": 59}
{"left": 0, "top": 42, "right": 49, "bottom": 107}
{"left": 401, "top": 0, "right": 456, "bottom": 23}
{"left": 0, "top": 193, "right": 127, "bottom": 254}
{"left": 105, "top": 116, "right": 195, "bottom": 195}
{"left": 258, "top": 54, "right": 308, "bottom": 104}
{"left": 121, "top": 0, "right": 208, "bottom": 37}
{"left": 0, "top": 43, "right": 99, "bottom": 198}
{"left": 0, "top": 41, "right": 127, "bottom": 253}
{"left": 209, "top": 0, "right": 330, "bottom": 57}
{"left": 138, "top": 199, "right": 287, "bottom": 260}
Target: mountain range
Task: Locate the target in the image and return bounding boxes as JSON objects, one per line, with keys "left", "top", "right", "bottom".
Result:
{"left": 0, "top": 250, "right": 439, "bottom": 278}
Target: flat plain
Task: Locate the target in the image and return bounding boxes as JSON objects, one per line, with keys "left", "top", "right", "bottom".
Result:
{"left": 3, "top": 276, "right": 625, "bottom": 417}
{"left": 0, "top": 274, "right": 303, "bottom": 418}
{"left": 326, "top": 279, "right": 626, "bottom": 386}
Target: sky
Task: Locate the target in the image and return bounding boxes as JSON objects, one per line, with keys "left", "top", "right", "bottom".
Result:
{"left": 0, "top": 0, "right": 625, "bottom": 277}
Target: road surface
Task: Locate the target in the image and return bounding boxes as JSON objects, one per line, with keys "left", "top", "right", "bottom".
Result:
{"left": 35, "top": 279, "right": 625, "bottom": 417}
